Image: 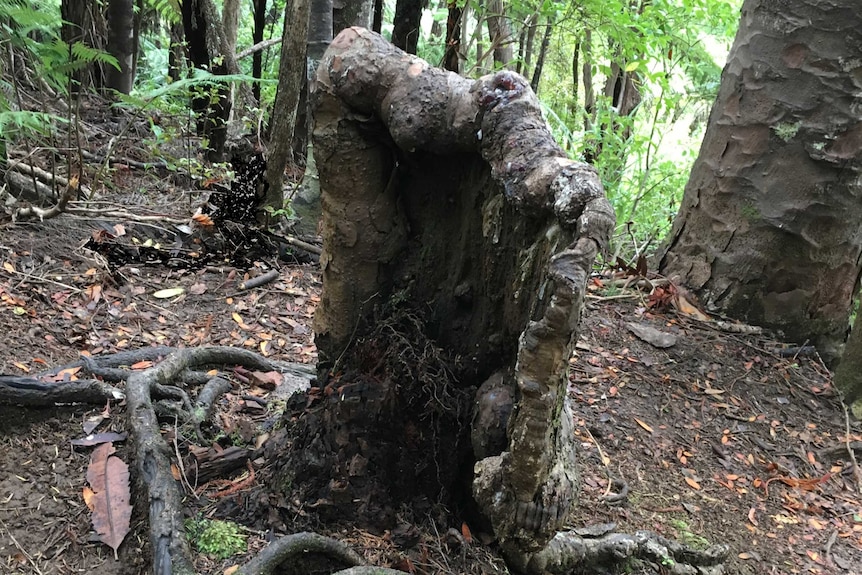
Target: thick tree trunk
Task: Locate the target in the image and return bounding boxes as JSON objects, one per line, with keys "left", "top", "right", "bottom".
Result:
{"left": 106, "top": 0, "right": 135, "bottom": 94}
{"left": 835, "top": 310, "right": 862, "bottom": 404}
{"left": 222, "top": 0, "right": 240, "bottom": 56}
{"left": 264, "top": 0, "right": 310, "bottom": 209}
{"left": 390, "top": 0, "right": 423, "bottom": 54}
{"left": 333, "top": 0, "right": 373, "bottom": 33}
{"left": 282, "top": 27, "right": 614, "bottom": 569}
{"left": 658, "top": 0, "right": 862, "bottom": 362}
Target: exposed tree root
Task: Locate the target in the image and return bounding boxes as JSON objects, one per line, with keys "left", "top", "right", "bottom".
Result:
{"left": 523, "top": 529, "right": 729, "bottom": 575}
{"left": 236, "top": 532, "right": 364, "bottom": 574}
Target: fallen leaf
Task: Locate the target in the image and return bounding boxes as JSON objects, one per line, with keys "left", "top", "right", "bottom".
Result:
{"left": 224, "top": 566, "right": 239, "bottom": 575}
{"left": 82, "top": 486, "right": 95, "bottom": 510}
{"left": 152, "top": 287, "right": 185, "bottom": 299}
{"left": 748, "top": 507, "right": 758, "bottom": 526}
{"left": 461, "top": 522, "right": 473, "bottom": 544}
{"left": 86, "top": 443, "right": 132, "bottom": 559}
{"left": 130, "top": 360, "right": 153, "bottom": 370}
{"left": 71, "top": 432, "right": 128, "bottom": 447}
{"left": 634, "top": 418, "right": 654, "bottom": 433}
{"left": 684, "top": 477, "right": 701, "bottom": 490}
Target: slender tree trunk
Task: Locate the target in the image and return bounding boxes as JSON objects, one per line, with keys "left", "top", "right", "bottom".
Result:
{"left": 264, "top": 0, "right": 310, "bottom": 210}
{"left": 252, "top": 0, "right": 267, "bottom": 102}
{"left": 372, "top": 0, "right": 383, "bottom": 32}
{"left": 443, "top": 0, "right": 462, "bottom": 72}
{"left": 530, "top": 16, "right": 552, "bottom": 93}
{"left": 485, "top": 0, "right": 512, "bottom": 68}
{"left": 168, "top": 22, "right": 185, "bottom": 82}
{"left": 222, "top": 0, "right": 240, "bottom": 55}
{"left": 659, "top": 0, "right": 862, "bottom": 362}
{"left": 106, "top": 0, "right": 135, "bottom": 94}
{"left": 391, "top": 0, "right": 423, "bottom": 54}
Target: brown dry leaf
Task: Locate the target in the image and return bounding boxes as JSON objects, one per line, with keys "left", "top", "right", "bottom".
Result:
{"left": 224, "top": 566, "right": 239, "bottom": 575}
{"left": 130, "top": 360, "right": 153, "bottom": 370}
{"left": 634, "top": 417, "right": 654, "bottom": 433}
{"left": 684, "top": 477, "right": 701, "bottom": 490}
{"left": 86, "top": 442, "right": 132, "bottom": 559}
{"left": 747, "top": 507, "right": 758, "bottom": 526}
{"left": 249, "top": 370, "right": 282, "bottom": 390}
{"left": 675, "top": 293, "right": 711, "bottom": 321}
{"left": 82, "top": 486, "right": 96, "bottom": 510}
{"left": 461, "top": 522, "right": 473, "bottom": 544}
{"left": 192, "top": 212, "right": 214, "bottom": 228}
{"left": 232, "top": 312, "right": 253, "bottom": 330}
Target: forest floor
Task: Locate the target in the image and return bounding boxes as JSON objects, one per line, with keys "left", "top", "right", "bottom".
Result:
{"left": 0, "top": 102, "right": 859, "bottom": 574}
{"left": 0, "top": 214, "right": 859, "bottom": 575}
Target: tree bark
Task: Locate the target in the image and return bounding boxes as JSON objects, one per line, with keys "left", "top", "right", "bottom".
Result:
{"left": 264, "top": 0, "right": 310, "bottom": 209}
{"left": 252, "top": 0, "right": 267, "bottom": 102}
{"left": 333, "top": 0, "right": 373, "bottom": 33}
{"left": 835, "top": 309, "right": 862, "bottom": 404}
{"left": 485, "top": 0, "right": 512, "bottom": 68}
{"left": 658, "top": 0, "right": 862, "bottom": 362}
{"left": 390, "top": 0, "right": 423, "bottom": 54}
{"left": 222, "top": 0, "right": 240, "bottom": 57}
{"left": 106, "top": 0, "right": 135, "bottom": 94}
{"left": 530, "top": 17, "right": 552, "bottom": 93}
{"left": 298, "top": 27, "right": 614, "bottom": 568}
{"left": 443, "top": 0, "right": 462, "bottom": 72}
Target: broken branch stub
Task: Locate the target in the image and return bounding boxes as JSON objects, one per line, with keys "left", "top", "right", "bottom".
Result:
{"left": 313, "top": 26, "right": 614, "bottom": 566}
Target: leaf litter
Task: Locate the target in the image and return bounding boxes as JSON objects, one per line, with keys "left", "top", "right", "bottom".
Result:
{"left": 0, "top": 219, "right": 859, "bottom": 574}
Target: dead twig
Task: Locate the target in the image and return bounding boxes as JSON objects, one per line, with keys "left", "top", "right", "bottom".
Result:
{"left": 239, "top": 269, "right": 280, "bottom": 291}
{"left": 12, "top": 178, "right": 77, "bottom": 221}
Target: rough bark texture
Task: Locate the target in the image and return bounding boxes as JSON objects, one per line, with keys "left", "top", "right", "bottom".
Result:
{"left": 264, "top": 0, "right": 310, "bottom": 209}
{"left": 106, "top": 0, "right": 135, "bottom": 94}
{"left": 658, "top": 0, "right": 862, "bottom": 361}
{"left": 834, "top": 312, "right": 862, "bottom": 404}
{"left": 307, "top": 27, "right": 614, "bottom": 566}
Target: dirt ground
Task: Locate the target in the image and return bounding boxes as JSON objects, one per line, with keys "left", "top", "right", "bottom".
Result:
{"left": 0, "top": 189, "right": 860, "bottom": 574}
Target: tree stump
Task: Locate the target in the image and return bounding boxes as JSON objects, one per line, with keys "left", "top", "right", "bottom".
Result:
{"left": 274, "top": 26, "right": 615, "bottom": 568}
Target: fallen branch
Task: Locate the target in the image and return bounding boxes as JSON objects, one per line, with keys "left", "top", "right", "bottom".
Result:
{"left": 239, "top": 269, "right": 280, "bottom": 290}
{"left": 236, "top": 38, "right": 282, "bottom": 60}
{"left": 0, "top": 375, "right": 123, "bottom": 406}
{"left": 12, "top": 178, "right": 77, "bottom": 222}
{"left": 8, "top": 160, "right": 93, "bottom": 198}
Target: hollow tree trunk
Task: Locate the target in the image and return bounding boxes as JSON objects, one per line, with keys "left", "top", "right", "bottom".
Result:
{"left": 658, "top": 0, "right": 862, "bottom": 362}
{"left": 278, "top": 27, "right": 614, "bottom": 570}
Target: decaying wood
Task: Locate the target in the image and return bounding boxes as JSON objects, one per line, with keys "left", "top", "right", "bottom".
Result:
{"left": 0, "top": 375, "right": 123, "bottom": 405}
{"left": 236, "top": 531, "right": 365, "bottom": 575}
{"left": 313, "top": 26, "right": 611, "bottom": 563}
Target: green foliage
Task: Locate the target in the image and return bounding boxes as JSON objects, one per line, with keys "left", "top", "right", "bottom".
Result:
{"left": 185, "top": 517, "right": 247, "bottom": 560}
